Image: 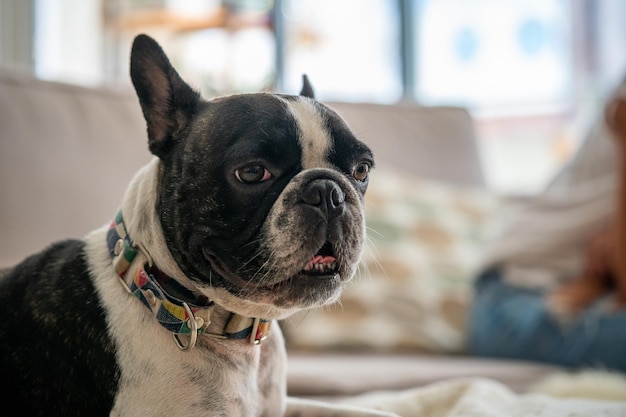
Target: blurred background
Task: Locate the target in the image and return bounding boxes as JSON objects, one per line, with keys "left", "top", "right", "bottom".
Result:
{"left": 1, "top": 0, "right": 626, "bottom": 195}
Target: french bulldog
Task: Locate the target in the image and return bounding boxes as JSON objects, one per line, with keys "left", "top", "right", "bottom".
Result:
{"left": 0, "top": 34, "right": 398, "bottom": 417}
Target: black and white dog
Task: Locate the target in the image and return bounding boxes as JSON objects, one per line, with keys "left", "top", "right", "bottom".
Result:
{"left": 0, "top": 35, "right": 397, "bottom": 416}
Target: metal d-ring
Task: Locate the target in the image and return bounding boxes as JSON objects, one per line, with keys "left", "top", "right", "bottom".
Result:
{"left": 173, "top": 302, "right": 198, "bottom": 351}
{"left": 135, "top": 241, "right": 154, "bottom": 267}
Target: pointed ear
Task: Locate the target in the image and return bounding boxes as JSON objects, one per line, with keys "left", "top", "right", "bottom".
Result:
{"left": 130, "top": 34, "right": 201, "bottom": 158}
{"left": 299, "top": 74, "right": 315, "bottom": 99}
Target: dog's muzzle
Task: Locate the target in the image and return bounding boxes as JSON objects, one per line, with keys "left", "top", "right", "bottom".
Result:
{"left": 242, "top": 167, "right": 366, "bottom": 310}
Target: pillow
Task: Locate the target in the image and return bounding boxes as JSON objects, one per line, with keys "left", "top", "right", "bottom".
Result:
{"left": 282, "top": 168, "right": 505, "bottom": 354}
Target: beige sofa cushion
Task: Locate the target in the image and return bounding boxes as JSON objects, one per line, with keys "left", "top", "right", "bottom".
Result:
{"left": 0, "top": 71, "right": 151, "bottom": 267}
{"left": 326, "top": 102, "right": 485, "bottom": 187}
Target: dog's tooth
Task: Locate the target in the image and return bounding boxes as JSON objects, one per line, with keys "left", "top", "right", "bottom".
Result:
{"left": 302, "top": 260, "right": 338, "bottom": 274}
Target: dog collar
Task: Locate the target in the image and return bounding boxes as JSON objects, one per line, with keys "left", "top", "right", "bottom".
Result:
{"left": 106, "top": 210, "right": 271, "bottom": 350}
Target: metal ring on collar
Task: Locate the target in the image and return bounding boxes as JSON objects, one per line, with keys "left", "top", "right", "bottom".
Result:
{"left": 173, "top": 302, "right": 198, "bottom": 351}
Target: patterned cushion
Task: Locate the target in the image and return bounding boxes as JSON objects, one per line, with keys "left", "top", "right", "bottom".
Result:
{"left": 282, "top": 169, "right": 505, "bottom": 353}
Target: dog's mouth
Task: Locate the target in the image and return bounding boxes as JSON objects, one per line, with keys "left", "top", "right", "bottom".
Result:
{"left": 199, "top": 236, "right": 352, "bottom": 311}
{"left": 202, "top": 240, "right": 341, "bottom": 289}
{"left": 301, "top": 241, "right": 338, "bottom": 276}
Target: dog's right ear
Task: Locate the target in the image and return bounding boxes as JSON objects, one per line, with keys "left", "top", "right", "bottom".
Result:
{"left": 299, "top": 74, "right": 315, "bottom": 99}
{"left": 130, "top": 34, "right": 200, "bottom": 159}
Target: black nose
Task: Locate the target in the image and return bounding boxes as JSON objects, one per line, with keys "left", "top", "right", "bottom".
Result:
{"left": 302, "top": 179, "right": 346, "bottom": 218}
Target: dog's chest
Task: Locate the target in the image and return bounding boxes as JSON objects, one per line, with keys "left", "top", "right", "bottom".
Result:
{"left": 86, "top": 228, "right": 285, "bottom": 417}
{"left": 111, "top": 349, "right": 261, "bottom": 416}
{"left": 110, "top": 331, "right": 285, "bottom": 417}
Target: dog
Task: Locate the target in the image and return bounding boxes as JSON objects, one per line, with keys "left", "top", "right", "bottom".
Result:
{"left": 0, "top": 34, "right": 398, "bottom": 417}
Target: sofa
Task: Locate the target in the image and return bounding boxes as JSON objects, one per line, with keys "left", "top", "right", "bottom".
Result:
{"left": 5, "top": 69, "right": 622, "bottom": 414}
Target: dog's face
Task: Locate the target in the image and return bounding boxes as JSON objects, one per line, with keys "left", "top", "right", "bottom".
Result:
{"left": 130, "top": 35, "right": 373, "bottom": 317}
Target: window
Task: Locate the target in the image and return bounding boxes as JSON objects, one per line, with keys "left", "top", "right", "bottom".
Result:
{"left": 34, "top": 0, "right": 103, "bottom": 86}
{"left": 281, "top": 0, "right": 402, "bottom": 103}
{"left": 414, "top": 0, "right": 573, "bottom": 114}
{"left": 13, "top": 0, "right": 626, "bottom": 194}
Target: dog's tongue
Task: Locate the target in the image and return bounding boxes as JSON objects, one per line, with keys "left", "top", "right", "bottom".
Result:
{"left": 307, "top": 255, "right": 336, "bottom": 267}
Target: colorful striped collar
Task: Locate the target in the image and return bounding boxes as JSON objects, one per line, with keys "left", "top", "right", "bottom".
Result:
{"left": 106, "top": 210, "right": 271, "bottom": 350}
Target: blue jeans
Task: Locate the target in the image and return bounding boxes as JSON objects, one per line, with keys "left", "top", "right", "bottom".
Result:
{"left": 468, "top": 268, "right": 626, "bottom": 372}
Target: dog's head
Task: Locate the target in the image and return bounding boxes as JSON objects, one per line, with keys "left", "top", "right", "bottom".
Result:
{"left": 129, "top": 35, "right": 373, "bottom": 319}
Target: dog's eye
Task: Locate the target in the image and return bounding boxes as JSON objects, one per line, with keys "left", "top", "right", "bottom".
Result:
{"left": 352, "top": 162, "right": 370, "bottom": 182}
{"left": 235, "top": 165, "right": 272, "bottom": 184}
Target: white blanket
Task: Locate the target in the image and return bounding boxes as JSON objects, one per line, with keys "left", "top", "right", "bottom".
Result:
{"left": 340, "top": 377, "right": 626, "bottom": 417}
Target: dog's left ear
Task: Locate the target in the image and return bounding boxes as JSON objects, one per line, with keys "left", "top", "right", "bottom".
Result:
{"left": 299, "top": 74, "right": 315, "bottom": 99}
{"left": 130, "top": 34, "right": 201, "bottom": 159}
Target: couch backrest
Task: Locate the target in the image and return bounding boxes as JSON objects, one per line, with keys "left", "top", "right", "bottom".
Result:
{"left": 0, "top": 71, "right": 151, "bottom": 267}
{"left": 326, "top": 102, "right": 485, "bottom": 187}
{"left": 0, "top": 71, "right": 484, "bottom": 267}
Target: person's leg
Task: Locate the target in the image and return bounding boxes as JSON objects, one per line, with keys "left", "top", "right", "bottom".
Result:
{"left": 468, "top": 268, "right": 626, "bottom": 372}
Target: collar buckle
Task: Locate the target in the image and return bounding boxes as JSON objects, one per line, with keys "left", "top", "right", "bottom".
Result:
{"left": 173, "top": 302, "right": 199, "bottom": 350}
{"left": 249, "top": 317, "right": 271, "bottom": 345}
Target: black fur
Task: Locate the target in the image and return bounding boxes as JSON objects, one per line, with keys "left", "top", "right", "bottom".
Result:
{"left": 299, "top": 74, "right": 315, "bottom": 98}
{"left": 153, "top": 96, "right": 304, "bottom": 293}
{"left": 0, "top": 240, "right": 118, "bottom": 416}
{"left": 129, "top": 36, "right": 373, "bottom": 302}
{"left": 130, "top": 34, "right": 201, "bottom": 158}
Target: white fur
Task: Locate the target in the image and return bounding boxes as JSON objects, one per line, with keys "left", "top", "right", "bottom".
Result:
{"left": 283, "top": 97, "right": 334, "bottom": 170}
{"left": 117, "top": 158, "right": 186, "bottom": 284}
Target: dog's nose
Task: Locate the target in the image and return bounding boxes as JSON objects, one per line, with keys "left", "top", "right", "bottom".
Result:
{"left": 302, "top": 179, "right": 346, "bottom": 218}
